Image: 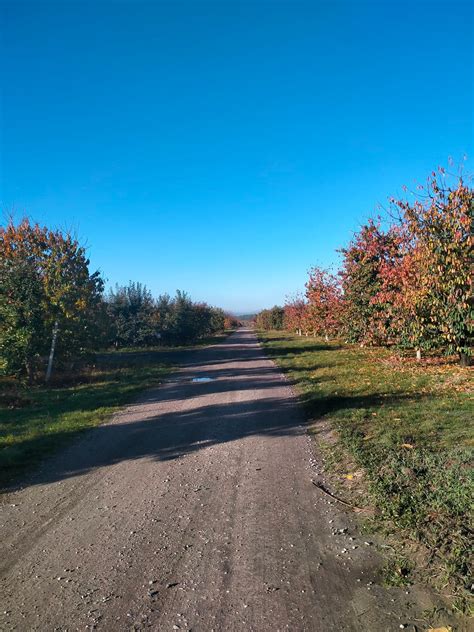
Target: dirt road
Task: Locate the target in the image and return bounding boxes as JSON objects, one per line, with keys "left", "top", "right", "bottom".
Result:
{"left": 0, "top": 329, "right": 448, "bottom": 631}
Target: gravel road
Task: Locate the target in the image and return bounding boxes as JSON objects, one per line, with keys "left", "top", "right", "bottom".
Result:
{"left": 0, "top": 329, "right": 453, "bottom": 631}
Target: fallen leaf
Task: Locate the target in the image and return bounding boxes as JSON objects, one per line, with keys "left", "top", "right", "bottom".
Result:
{"left": 427, "top": 627, "right": 452, "bottom": 632}
{"left": 401, "top": 443, "right": 415, "bottom": 449}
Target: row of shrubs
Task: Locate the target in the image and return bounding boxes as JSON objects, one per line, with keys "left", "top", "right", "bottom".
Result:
{"left": 0, "top": 218, "right": 238, "bottom": 381}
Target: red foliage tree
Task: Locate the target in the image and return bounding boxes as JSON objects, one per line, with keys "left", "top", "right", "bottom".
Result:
{"left": 305, "top": 267, "right": 342, "bottom": 339}
{"left": 284, "top": 294, "right": 307, "bottom": 335}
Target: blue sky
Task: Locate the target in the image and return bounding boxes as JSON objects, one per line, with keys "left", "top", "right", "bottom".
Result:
{"left": 1, "top": 0, "right": 472, "bottom": 313}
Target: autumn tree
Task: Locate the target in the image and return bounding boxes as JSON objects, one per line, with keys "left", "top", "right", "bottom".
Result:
{"left": 0, "top": 218, "right": 105, "bottom": 379}
{"left": 369, "top": 222, "right": 433, "bottom": 355}
{"left": 43, "top": 228, "right": 105, "bottom": 375}
{"left": 339, "top": 221, "right": 401, "bottom": 345}
{"left": 305, "top": 267, "right": 342, "bottom": 339}
{"left": 224, "top": 314, "right": 241, "bottom": 329}
{"left": 284, "top": 294, "right": 307, "bottom": 335}
{"left": 390, "top": 170, "right": 473, "bottom": 363}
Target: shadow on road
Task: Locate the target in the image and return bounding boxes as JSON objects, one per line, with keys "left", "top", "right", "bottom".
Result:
{"left": 3, "top": 329, "right": 426, "bottom": 492}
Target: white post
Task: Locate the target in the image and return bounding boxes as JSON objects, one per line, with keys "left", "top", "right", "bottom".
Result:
{"left": 45, "top": 320, "right": 59, "bottom": 382}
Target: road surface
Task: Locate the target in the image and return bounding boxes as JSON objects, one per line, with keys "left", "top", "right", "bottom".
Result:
{"left": 0, "top": 329, "right": 447, "bottom": 631}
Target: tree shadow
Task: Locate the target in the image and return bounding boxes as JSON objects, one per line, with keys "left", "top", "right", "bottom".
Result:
{"left": 299, "top": 390, "right": 430, "bottom": 419}
{"left": 264, "top": 344, "right": 343, "bottom": 357}
{"left": 2, "top": 386, "right": 427, "bottom": 494}
{"left": 0, "top": 329, "right": 432, "bottom": 493}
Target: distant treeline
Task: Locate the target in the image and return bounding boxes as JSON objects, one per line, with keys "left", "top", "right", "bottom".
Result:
{"left": 0, "top": 218, "right": 239, "bottom": 381}
{"left": 238, "top": 313, "right": 257, "bottom": 322}
{"left": 256, "top": 168, "right": 473, "bottom": 365}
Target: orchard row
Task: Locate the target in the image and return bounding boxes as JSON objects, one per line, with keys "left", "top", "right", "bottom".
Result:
{"left": 257, "top": 168, "right": 472, "bottom": 365}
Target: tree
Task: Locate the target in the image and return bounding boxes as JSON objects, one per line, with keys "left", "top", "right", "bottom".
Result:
{"left": 370, "top": 223, "right": 434, "bottom": 356}
{"left": 224, "top": 313, "right": 241, "bottom": 329}
{"left": 339, "top": 221, "right": 398, "bottom": 345}
{"left": 255, "top": 306, "right": 284, "bottom": 330}
{"left": 42, "top": 227, "right": 105, "bottom": 373}
{"left": 0, "top": 218, "right": 105, "bottom": 379}
{"left": 284, "top": 294, "right": 307, "bottom": 335}
{"left": 305, "top": 267, "right": 342, "bottom": 339}
{"left": 106, "top": 287, "right": 226, "bottom": 347}
{"left": 0, "top": 257, "right": 45, "bottom": 380}
{"left": 390, "top": 170, "right": 473, "bottom": 363}
{"left": 106, "top": 282, "right": 157, "bottom": 347}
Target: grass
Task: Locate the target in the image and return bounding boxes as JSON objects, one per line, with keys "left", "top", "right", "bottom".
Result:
{"left": 0, "top": 353, "right": 172, "bottom": 490}
{"left": 258, "top": 330, "right": 473, "bottom": 604}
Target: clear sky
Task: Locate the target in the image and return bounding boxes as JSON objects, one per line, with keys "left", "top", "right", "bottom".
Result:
{"left": 1, "top": 0, "right": 472, "bottom": 313}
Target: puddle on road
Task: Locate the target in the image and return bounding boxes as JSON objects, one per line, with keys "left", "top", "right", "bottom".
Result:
{"left": 191, "top": 377, "right": 214, "bottom": 383}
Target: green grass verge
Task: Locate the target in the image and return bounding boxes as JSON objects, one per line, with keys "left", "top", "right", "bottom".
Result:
{"left": 258, "top": 330, "right": 473, "bottom": 601}
{"left": 0, "top": 354, "right": 172, "bottom": 490}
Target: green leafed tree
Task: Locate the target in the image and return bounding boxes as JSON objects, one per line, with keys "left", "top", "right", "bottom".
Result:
{"left": 255, "top": 306, "right": 285, "bottom": 330}
{"left": 0, "top": 218, "right": 105, "bottom": 380}
{"left": 106, "top": 282, "right": 157, "bottom": 347}
{"left": 0, "top": 257, "right": 46, "bottom": 380}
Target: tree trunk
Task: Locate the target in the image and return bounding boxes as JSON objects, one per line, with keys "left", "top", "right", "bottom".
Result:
{"left": 460, "top": 352, "right": 472, "bottom": 367}
{"left": 25, "top": 360, "right": 34, "bottom": 385}
{"left": 416, "top": 348, "right": 421, "bottom": 362}
{"left": 45, "top": 320, "right": 59, "bottom": 383}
